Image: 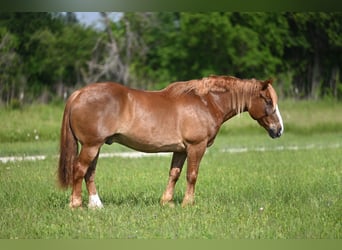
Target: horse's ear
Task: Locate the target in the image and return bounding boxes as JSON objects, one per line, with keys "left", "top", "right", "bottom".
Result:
{"left": 265, "top": 79, "right": 273, "bottom": 85}
{"left": 261, "top": 79, "right": 273, "bottom": 90}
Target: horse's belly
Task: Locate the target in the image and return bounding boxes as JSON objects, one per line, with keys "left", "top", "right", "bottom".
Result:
{"left": 109, "top": 133, "right": 186, "bottom": 153}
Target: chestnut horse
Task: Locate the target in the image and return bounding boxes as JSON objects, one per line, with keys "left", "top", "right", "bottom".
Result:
{"left": 58, "top": 75, "right": 284, "bottom": 208}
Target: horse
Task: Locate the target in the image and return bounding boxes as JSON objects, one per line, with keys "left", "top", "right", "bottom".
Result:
{"left": 58, "top": 75, "right": 284, "bottom": 209}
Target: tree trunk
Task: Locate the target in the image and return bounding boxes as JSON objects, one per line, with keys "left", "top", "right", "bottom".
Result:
{"left": 329, "top": 65, "right": 339, "bottom": 98}
{"left": 310, "top": 52, "right": 321, "bottom": 100}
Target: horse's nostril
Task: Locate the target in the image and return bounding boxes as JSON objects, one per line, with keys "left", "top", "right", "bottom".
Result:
{"left": 277, "top": 128, "right": 283, "bottom": 137}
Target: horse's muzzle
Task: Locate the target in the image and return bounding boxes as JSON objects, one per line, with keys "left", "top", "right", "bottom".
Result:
{"left": 268, "top": 127, "right": 283, "bottom": 139}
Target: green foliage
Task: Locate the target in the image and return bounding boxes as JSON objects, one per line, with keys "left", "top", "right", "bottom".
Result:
{"left": 0, "top": 27, "right": 23, "bottom": 105}
{"left": 284, "top": 12, "right": 342, "bottom": 99}
{"left": 0, "top": 12, "right": 341, "bottom": 104}
{"left": 137, "top": 12, "right": 341, "bottom": 99}
{"left": 8, "top": 99, "right": 22, "bottom": 110}
{"left": 0, "top": 12, "right": 99, "bottom": 104}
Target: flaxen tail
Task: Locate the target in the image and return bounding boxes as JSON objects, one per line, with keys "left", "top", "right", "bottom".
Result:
{"left": 58, "top": 92, "right": 79, "bottom": 189}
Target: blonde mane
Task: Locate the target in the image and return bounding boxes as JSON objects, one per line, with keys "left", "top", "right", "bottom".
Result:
{"left": 164, "top": 75, "right": 261, "bottom": 114}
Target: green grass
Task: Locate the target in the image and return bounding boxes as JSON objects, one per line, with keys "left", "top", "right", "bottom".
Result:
{"left": 0, "top": 101, "right": 341, "bottom": 239}
{"left": 0, "top": 104, "right": 61, "bottom": 143}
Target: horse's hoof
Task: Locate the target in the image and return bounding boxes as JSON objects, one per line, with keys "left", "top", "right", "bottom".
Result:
{"left": 69, "top": 197, "right": 83, "bottom": 209}
{"left": 88, "top": 194, "right": 104, "bottom": 209}
{"left": 160, "top": 200, "right": 175, "bottom": 208}
{"left": 181, "top": 200, "right": 195, "bottom": 208}
{"left": 69, "top": 203, "right": 83, "bottom": 210}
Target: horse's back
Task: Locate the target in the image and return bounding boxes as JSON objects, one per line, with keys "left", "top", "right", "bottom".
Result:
{"left": 67, "top": 82, "right": 179, "bottom": 147}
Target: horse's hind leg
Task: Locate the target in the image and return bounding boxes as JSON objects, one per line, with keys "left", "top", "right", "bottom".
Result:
{"left": 69, "top": 145, "right": 101, "bottom": 208}
{"left": 85, "top": 151, "right": 104, "bottom": 209}
{"left": 161, "top": 152, "right": 187, "bottom": 207}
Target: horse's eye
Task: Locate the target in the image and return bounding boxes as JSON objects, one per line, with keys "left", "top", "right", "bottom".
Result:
{"left": 266, "top": 99, "right": 273, "bottom": 105}
{"left": 265, "top": 106, "right": 273, "bottom": 115}
{"left": 265, "top": 100, "right": 274, "bottom": 115}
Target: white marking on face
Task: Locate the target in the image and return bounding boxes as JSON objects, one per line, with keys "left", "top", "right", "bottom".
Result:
{"left": 88, "top": 193, "right": 104, "bottom": 209}
{"left": 275, "top": 104, "right": 284, "bottom": 135}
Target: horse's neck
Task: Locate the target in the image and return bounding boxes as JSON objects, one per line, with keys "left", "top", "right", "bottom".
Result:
{"left": 208, "top": 87, "right": 252, "bottom": 123}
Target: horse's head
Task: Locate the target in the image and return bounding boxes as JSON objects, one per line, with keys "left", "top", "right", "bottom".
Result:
{"left": 248, "top": 79, "right": 284, "bottom": 139}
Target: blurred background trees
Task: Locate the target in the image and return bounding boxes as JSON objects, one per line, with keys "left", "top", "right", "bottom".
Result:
{"left": 0, "top": 12, "right": 341, "bottom": 106}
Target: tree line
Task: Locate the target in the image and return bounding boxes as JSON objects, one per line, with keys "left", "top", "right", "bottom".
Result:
{"left": 0, "top": 12, "right": 341, "bottom": 106}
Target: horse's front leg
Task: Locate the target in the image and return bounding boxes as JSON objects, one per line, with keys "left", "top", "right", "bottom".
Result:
{"left": 182, "top": 142, "right": 207, "bottom": 207}
{"left": 161, "top": 152, "right": 187, "bottom": 207}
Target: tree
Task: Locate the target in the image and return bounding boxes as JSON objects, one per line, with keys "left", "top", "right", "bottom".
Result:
{"left": 53, "top": 23, "right": 99, "bottom": 98}
{"left": 142, "top": 12, "right": 288, "bottom": 83}
{"left": 0, "top": 12, "right": 100, "bottom": 103}
{"left": 0, "top": 28, "right": 25, "bottom": 106}
{"left": 0, "top": 12, "right": 341, "bottom": 104}
{"left": 284, "top": 12, "right": 342, "bottom": 99}
{"left": 133, "top": 12, "right": 181, "bottom": 87}
{"left": 0, "top": 13, "right": 63, "bottom": 102}
{"left": 81, "top": 12, "right": 151, "bottom": 88}
{"left": 158, "top": 12, "right": 234, "bottom": 80}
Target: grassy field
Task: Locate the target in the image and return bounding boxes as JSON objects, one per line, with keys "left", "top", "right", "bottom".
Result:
{"left": 0, "top": 100, "right": 341, "bottom": 239}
